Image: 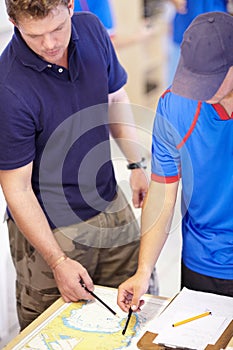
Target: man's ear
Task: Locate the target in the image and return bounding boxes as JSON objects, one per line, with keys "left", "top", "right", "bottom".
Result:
{"left": 9, "top": 17, "right": 17, "bottom": 26}
{"left": 68, "top": 0, "right": 74, "bottom": 15}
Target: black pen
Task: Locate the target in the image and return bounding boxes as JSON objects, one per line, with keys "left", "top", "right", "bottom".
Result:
{"left": 122, "top": 307, "right": 133, "bottom": 335}
{"left": 80, "top": 281, "right": 119, "bottom": 318}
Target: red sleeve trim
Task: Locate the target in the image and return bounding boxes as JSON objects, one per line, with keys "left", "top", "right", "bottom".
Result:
{"left": 176, "top": 101, "right": 202, "bottom": 150}
{"left": 151, "top": 173, "right": 180, "bottom": 183}
{"left": 161, "top": 88, "right": 171, "bottom": 98}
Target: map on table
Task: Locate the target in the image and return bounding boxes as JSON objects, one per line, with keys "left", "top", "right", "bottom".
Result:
{"left": 13, "top": 286, "right": 168, "bottom": 350}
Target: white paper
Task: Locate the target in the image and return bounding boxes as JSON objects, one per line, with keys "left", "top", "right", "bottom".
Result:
{"left": 147, "top": 287, "right": 233, "bottom": 349}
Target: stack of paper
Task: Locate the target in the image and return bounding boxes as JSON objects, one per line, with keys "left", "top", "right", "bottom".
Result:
{"left": 147, "top": 287, "right": 233, "bottom": 350}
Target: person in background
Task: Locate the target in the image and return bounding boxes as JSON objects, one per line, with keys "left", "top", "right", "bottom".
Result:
{"left": 74, "top": 0, "right": 115, "bottom": 36}
{"left": 0, "top": 0, "right": 158, "bottom": 330}
{"left": 166, "top": 0, "right": 228, "bottom": 85}
{"left": 118, "top": 11, "right": 233, "bottom": 313}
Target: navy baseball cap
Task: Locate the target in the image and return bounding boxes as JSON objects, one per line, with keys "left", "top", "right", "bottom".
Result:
{"left": 171, "top": 12, "right": 233, "bottom": 101}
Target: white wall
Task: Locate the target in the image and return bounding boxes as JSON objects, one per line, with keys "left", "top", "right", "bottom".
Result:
{"left": 0, "top": 0, "right": 11, "bottom": 31}
{"left": 0, "top": 1, "right": 13, "bottom": 52}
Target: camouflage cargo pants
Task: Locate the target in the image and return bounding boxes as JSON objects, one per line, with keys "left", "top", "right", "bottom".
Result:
{"left": 8, "top": 190, "right": 157, "bottom": 329}
{"left": 8, "top": 187, "right": 158, "bottom": 330}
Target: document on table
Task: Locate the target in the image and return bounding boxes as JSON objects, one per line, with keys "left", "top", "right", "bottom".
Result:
{"left": 147, "top": 287, "right": 233, "bottom": 350}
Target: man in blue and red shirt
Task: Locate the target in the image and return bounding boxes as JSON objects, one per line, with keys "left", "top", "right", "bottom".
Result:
{"left": 118, "top": 11, "right": 233, "bottom": 313}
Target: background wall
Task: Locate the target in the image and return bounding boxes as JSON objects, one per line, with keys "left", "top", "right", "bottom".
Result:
{"left": 0, "top": 0, "right": 11, "bottom": 31}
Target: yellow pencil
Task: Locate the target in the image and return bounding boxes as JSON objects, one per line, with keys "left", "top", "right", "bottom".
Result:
{"left": 172, "top": 311, "right": 212, "bottom": 327}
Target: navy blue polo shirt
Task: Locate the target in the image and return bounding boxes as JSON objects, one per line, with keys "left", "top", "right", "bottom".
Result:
{"left": 0, "top": 12, "right": 127, "bottom": 228}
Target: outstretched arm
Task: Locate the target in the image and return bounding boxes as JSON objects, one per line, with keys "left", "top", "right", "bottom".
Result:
{"left": 117, "top": 179, "right": 179, "bottom": 312}
{"left": 0, "top": 163, "right": 94, "bottom": 302}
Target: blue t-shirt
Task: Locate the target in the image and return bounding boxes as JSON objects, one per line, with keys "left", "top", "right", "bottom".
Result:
{"left": 173, "top": 0, "right": 227, "bottom": 44}
{"left": 0, "top": 12, "right": 127, "bottom": 229}
{"left": 151, "top": 90, "right": 233, "bottom": 280}
{"left": 74, "top": 0, "right": 114, "bottom": 34}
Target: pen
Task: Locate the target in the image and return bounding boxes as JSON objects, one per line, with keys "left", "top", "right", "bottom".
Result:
{"left": 172, "top": 311, "right": 212, "bottom": 327}
{"left": 80, "top": 281, "right": 119, "bottom": 318}
{"left": 122, "top": 307, "right": 133, "bottom": 335}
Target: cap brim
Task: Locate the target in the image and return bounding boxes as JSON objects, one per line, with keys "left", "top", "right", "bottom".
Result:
{"left": 171, "top": 55, "right": 228, "bottom": 101}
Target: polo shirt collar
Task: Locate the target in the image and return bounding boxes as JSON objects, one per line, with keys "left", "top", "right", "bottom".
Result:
{"left": 68, "top": 23, "right": 80, "bottom": 81}
{"left": 12, "top": 27, "right": 49, "bottom": 72}
{"left": 12, "top": 23, "right": 80, "bottom": 81}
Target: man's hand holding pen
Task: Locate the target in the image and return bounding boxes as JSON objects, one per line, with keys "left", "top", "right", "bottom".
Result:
{"left": 52, "top": 256, "right": 94, "bottom": 303}
{"left": 117, "top": 272, "right": 148, "bottom": 313}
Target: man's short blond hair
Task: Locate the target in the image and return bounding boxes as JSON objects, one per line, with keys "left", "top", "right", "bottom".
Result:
{"left": 5, "top": 0, "right": 70, "bottom": 23}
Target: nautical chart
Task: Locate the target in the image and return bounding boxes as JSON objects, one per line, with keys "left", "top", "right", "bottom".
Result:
{"left": 12, "top": 286, "right": 168, "bottom": 350}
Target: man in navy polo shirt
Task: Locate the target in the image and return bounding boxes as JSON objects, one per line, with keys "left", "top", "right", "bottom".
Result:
{"left": 0, "top": 0, "right": 157, "bottom": 329}
{"left": 118, "top": 11, "right": 233, "bottom": 313}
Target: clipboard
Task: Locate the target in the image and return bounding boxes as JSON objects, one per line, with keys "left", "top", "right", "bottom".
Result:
{"left": 137, "top": 319, "right": 233, "bottom": 350}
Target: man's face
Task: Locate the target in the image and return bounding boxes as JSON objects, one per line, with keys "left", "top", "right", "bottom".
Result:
{"left": 206, "top": 66, "right": 233, "bottom": 104}
{"left": 16, "top": 3, "right": 73, "bottom": 66}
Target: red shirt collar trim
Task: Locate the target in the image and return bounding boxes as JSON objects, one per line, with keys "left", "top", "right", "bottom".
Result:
{"left": 212, "top": 103, "right": 233, "bottom": 120}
